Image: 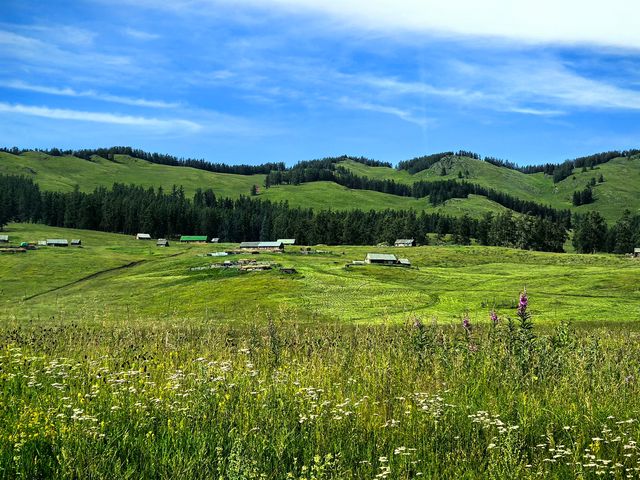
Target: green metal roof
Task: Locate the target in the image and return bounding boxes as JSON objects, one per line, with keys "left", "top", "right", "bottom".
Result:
{"left": 180, "top": 235, "right": 208, "bottom": 241}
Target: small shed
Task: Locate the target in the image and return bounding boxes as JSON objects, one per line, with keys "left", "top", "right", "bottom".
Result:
{"left": 634, "top": 248, "right": 640, "bottom": 258}
{"left": 47, "top": 239, "right": 69, "bottom": 247}
{"left": 71, "top": 239, "right": 82, "bottom": 247}
{"left": 277, "top": 239, "right": 296, "bottom": 245}
{"left": 398, "top": 258, "right": 412, "bottom": 267}
{"left": 210, "top": 238, "right": 220, "bottom": 243}
{"left": 136, "top": 233, "right": 152, "bottom": 240}
{"left": 0, "top": 235, "right": 8, "bottom": 243}
{"left": 157, "top": 238, "right": 170, "bottom": 247}
{"left": 365, "top": 253, "right": 398, "bottom": 265}
{"left": 37, "top": 240, "right": 47, "bottom": 246}
{"left": 180, "top": 235, "right": 208, "bottom": 243}
{"left": 395, "top": 239, "right": 416, "bottom": 247}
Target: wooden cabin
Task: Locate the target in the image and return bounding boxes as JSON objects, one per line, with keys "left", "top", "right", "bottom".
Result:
{"left": 47, "top": 239, "right": 69, "bottom": 247}
{"left": 394, "top": 239, "right": 416, "bottom": 247}
{"left": 239, "top": 241, "right": 284, "bottom": 251}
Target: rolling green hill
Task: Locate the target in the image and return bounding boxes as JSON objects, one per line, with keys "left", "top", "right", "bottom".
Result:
{"left": 1, "top": 149, "right": 639, "bottom": 221}
{"left": 0, "top": 151, "right": 506, "bottom": 218}
{"left": 340, "top": 155, "right": 640, "bottom": 221}
{"left": 2, "top": 223, "right": 639, "bottom": 325}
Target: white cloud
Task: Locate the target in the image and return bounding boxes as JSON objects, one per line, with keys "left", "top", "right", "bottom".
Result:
{"left": 230, "top": 0, "right": 640, "bottom": 49}
{"left": 0, "top": 102, "right": 201, "bottom": 131}
{"left": 1, "top": 80, "right": 179, "bottom": 108}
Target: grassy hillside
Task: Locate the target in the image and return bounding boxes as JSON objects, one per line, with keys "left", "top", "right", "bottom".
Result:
{"left": 0, "top": 152, "right": 502, "bottom": 217}
{"left": 341, "top": 155, "right": 640, "bottom": 221}
{"left": 2, "top": 150, "right": 639, "bottom": 221}
{"left": 2, "top": 223, "right": 639, "bottom": 325}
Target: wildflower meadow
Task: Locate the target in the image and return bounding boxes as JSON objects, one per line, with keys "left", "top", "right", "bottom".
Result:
{"left": 2, "top": 292, "right": 640, "bottom": 479}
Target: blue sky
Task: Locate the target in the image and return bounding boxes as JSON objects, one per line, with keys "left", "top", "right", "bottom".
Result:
{"left": 1, "top": 0, "right": 640, "bottom": 166}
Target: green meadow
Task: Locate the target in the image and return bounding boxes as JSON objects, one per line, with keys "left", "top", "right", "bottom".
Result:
{"left": 2, "top": 223, "right": 639, "bottom": 325}
{"left": 2, "top": 223, "right": 640, "bottom": 478}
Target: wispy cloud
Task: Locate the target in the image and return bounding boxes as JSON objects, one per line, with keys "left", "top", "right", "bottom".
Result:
{"left": 1, "top": 80, "right": 179, "bottom": 108}
{"left": 0, "top": 102, "right": 201, "bottom": 131}
{"left": 337, "top": 96, "right": 431, "bottom": 127}
{"left": 123, "top": 27, "right": 160, "bottom": 41}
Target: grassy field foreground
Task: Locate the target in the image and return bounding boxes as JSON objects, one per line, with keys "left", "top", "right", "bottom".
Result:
{"left": 2, "top": 318, "right": 640, "bottom": 478}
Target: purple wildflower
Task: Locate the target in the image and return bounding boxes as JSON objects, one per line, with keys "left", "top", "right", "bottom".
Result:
{"left": 517, "top": 289, "right": 528, "bottom": 316}
{"left": 462, "top": 315, "right": 471, "bottom": 331}
{"left": 490, "top": 310, "right": 499, "bottom": 325}
{"left": 412, "top": 318, "right": 424, "bottom": 329}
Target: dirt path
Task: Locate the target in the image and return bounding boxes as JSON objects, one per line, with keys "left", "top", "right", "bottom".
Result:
{"left": 23, "top": 260, "right": 147, "bottom": 301}
{"left": 23, "top": 249, "right": 190, "bottom": 301}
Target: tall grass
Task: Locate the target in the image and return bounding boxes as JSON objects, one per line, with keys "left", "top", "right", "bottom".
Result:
{"left": 2, "top": 312, "right": 640, "bottom": 478}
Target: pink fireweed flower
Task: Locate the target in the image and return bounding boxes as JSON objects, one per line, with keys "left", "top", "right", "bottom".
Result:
{"left": 490, "top": 310, "right": 499, "bottom": 325}
{"left": 462, "top": 315, "right": 471, "bottom": 331}
{"left": 517, "top": 289, "right": 528, "bottom": 316}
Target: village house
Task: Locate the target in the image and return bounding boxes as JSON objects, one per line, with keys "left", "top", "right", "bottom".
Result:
{"left": 180, "top": 235, "right": 208, "bottom": 243}
{"left": 365, "top": 253, "right": 398, "bottom": 265}
{"left": 47, "top": 239, "right": 69, "bottom": 247}
{"left": 210, "top": 238, "right": 220, "bottom": 243}
{"left": 239, "top": 241, "right": 284, "bottom": 251}
{"left": 394, "top": 239, "right": 416, "bottom": 247}
{"left": 157, "top": 238, "right": 170, "bottom": 247}
{"left": 277, "top": 239, "right": 296, "bottom": 245}
{"left": 634, "top": 247, "right": 640, "bottom": 258}
{"left": 136, "top": 233, "right": 152, "bottom": 240}
{"left": 365, "top": 253, "right": 411, "bottom": 267}
{"left": 0, "top": 235, "right": 8, "bottom": 243}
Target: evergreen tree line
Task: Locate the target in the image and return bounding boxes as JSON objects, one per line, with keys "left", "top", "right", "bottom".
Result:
{"left": 572, "top": 210, "right": 640, "bottom": 254}
{"left": 267, "top": 164, "right": 571, "bottom": 225}
{"left": 0, "top": 174, "right": 569, "bottom": 252}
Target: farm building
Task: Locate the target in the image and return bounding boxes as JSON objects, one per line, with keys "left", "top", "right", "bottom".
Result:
{"left": 239, "top": 241, "right": 284, "bottom": 251}
{"left": 364, "top": 253, "right": 411, "bottom": 267}
{"left": 634, "top": 248, "right": 640, "bottom": 258}
{"left": 277, "top": 239, "right": 296, "bottom": 245}
{"left": 37, "top": 240, "right": 46, "bottom": 246}
{"left": 180, "top": 235, "right": 208, "bottom": 243}
{"left": 395, "top": 239, "right": 416, "bottom": 247}
{"left": 0, "top": 235, "right": 8, "bottom": 243}
{"left": 157, "top": 239, "right": 170, "bottom": 247}
{"left": 47, "top": 239, "right": 69, "bottom": 247}
{"left": 71, "top": 239, "right": 82, "bottom": 247}
{"left": 365, "top": 253, "right": 398, "bottom": 265}
{"left": 210, "top": 238, "right": 220, "bottom": 243}
{"left": 136, "top": 233, "right": 151, "bottom": 240}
